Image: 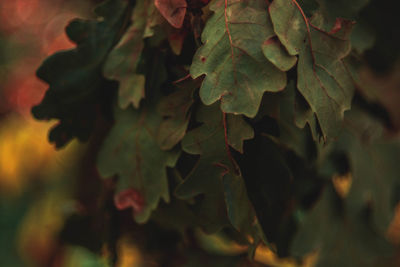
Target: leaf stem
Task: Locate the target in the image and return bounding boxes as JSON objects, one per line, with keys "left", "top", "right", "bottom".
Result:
{"left": 224, "top": 0, "right": 238, "bottom": 86}
{"left": 291, "top": 0, "right": 315, "bottom": 66}
{"left": 172, "top": 73, "right": 191, "bottom": 84}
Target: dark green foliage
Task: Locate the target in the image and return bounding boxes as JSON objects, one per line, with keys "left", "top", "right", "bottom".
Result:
{"left": 32, "top": 0, "right": 133, "bottom": 148}
{"left": 33, "top": 0, "right": 400, "bottom": 265}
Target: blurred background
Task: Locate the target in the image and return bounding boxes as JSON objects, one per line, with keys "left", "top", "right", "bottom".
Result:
{"left": 0, "top": 1, "right": 116, "bottom": 266}
{"left": 0, "top": 0, "right": 399, "bottom": 266}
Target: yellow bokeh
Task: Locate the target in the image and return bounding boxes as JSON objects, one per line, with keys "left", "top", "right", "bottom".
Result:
{"left": 17, "top": 191, "right": 69, "bottom": 264}
{"left": 254, "top": 244, "right": 318, "bottom": 267}
{"left": 0, "top": 113, "right": 77, "bottom": 195}
{"left": 116, "top": 239, "right": 143, "bottom": 267}
{"left": 332, "top": 173, "right": 352, "bottom": 198}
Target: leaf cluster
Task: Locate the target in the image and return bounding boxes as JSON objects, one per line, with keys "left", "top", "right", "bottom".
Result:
{"left": 32, "top": 0, "right": 400, "bottom": 265}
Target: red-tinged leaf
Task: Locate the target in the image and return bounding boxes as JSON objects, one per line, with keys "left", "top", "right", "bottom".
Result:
{"left": 155, "top": 0, "right": 187, "bottom": 28}
{"left": 97, "top": 104, "right": 180, "bottom": 223}
{"left": 114, "top": 188, "right": 145, "bottom": 214}
{"left": 329, "top": 18, "right": 347, "bottom": 35}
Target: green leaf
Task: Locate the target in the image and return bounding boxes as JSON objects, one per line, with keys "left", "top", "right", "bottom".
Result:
{"left": 103, "top": 0, "right": 157, "bottom": 109}
{"left": 268, "top": 0, "right": 307, "bottom": 57}
{"left": 226, "top": 114, "right": 254, "bottom": 153}
{"left": 97, "top": 104, "right": 179, "bottom": 223}
{"left": 156, "top": 78, "right": 198, "bottom": 150}
{"left": 175, "top": 104, "right": 260, "bottom": 240}
{"left": 292, "top": 186, "right": 394, "bottom": 267}
{"left": 311, "top": 1, "right": 375, "bottom": 54}
{"left": 190, "top": 0, "right": 286, "bottom": 118}
{"left": 261, "top": 37, "right": 297, "bottom": 72}
{"left": 32, "top": 0, "right": 132, "bottom": 148}
{"left": 293, "top": 88, "right": 322, "bottom": 142}
{"left": 269, "top": 0, "right": 355, "bottom": 141}
{"left": 222, "top": 167, "right": 265, "bottom": 245}
{"left": 326, "top": 108, "right": 400, "bottom": 233}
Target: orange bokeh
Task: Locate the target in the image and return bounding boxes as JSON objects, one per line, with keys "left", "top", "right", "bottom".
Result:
{"left": 0, "top": 0, "right": 78, "bottom": 116}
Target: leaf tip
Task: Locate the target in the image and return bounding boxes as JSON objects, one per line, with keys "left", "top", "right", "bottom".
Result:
{"left": 114, "top": 188, "right": 145, "bottom": 214}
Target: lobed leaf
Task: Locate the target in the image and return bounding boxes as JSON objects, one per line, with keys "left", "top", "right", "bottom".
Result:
{"left": 97, "top": 104, "right": 180, "bottom": 223}
{"left": 269, "top": 0, "right": 355, "bottom": 141}
{"left": 190, "top": 0, "right": 286, "bottom": 118}
{"left": 261, "top": 37, "right": 297, "bottom": 72}
{"left": 156, "top": 78, "right": 198, "bottom": 150}
{"left": 32, "top": 0, "right": 133, "bottom": 148}
{"left": 175, "top": 104, "right": 261, "bottom": 240}
{"left": 103, "top": 0, "right": 157, "bottom": 109}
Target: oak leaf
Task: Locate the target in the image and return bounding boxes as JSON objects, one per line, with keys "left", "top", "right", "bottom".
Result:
{"left": 175, "top": 104, "right": 262, "bottom": 241}
{"left": 97, "top": 105, "right": 180, "bottom": 223}
{"left": 269, "top": 0, "right": 355, "bottom": 140}
{"left": 104, "top": 0, "right": 157, "bottom": 109}
{"left": 32, "top": 0, "right": 132, "bottom": 147}
{"left": 190, "top": 0, "right": 286, "bottom": 118}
